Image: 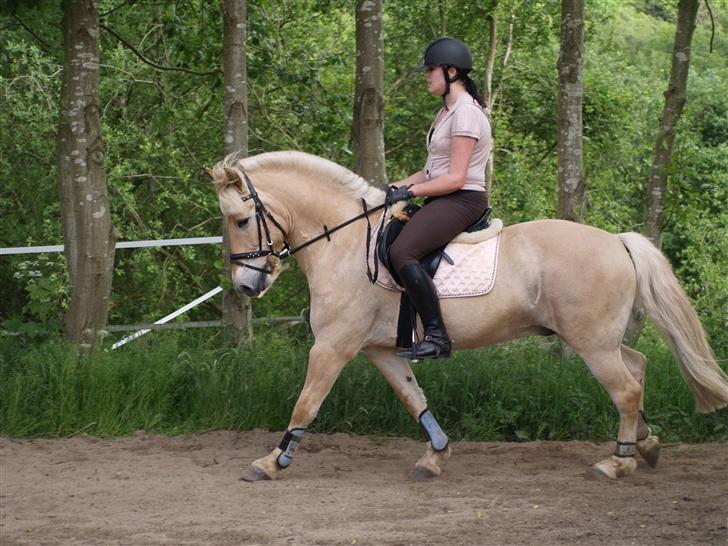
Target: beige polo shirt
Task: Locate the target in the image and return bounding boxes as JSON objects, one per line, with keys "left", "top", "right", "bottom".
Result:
{"left": 424, "top": 93, "right": 491, "bottom": 192}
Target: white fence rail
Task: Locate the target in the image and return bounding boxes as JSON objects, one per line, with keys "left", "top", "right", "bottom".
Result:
{"left": 0, "top": 236, "right": 223, "bottom": 256}
{"left": 2, "top": 236, "right": 303, "bottom": 349}
{"left": 106, "top": 316, "right": 306, "bottom": 332}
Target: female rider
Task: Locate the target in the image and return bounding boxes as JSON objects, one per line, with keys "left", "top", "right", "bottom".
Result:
{"left": 386, "top": 37, "right": 492, "bottom": 360}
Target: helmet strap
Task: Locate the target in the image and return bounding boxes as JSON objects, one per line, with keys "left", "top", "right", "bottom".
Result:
{"left": 442, "top": 65, "right": 462, "bottom": 108}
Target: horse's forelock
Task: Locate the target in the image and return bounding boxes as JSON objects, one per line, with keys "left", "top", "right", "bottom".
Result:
{"left": 209, "top": 159, "right": 247, "bottom": 217}
{"left": 209, "top": 155, "right": 250, "bottom": 218}
{"left": 218, "top": 186, "right": 246, "bottom": 217}
{"left": 211, "top": 170, "right": 231, "bottom": 195}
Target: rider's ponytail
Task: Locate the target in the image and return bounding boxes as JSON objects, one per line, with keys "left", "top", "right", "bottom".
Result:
{"left": 443, "top": 67, "right": 487, "bottom": 109}
{"left": 461, "top": 73, "right": 486, "bottom": 108}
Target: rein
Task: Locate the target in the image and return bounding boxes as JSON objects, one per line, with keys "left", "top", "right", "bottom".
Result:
{"left": 229, "top": 171, "right": 386, "bottom": 278}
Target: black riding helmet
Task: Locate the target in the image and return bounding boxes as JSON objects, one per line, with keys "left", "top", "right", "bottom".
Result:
{"left": 420, "top": 37, "right": 473, "bottom": 72}
{"left": 419, "top": 37, "right": 474, "bottom": 102}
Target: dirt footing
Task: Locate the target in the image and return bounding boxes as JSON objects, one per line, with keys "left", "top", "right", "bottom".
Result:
{"left": 1, "top": 431, "right": 726, "bottom": 545}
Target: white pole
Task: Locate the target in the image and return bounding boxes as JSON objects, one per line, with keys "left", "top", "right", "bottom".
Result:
{"left": 110, "top": 286, "right": 224, "bottom": 350}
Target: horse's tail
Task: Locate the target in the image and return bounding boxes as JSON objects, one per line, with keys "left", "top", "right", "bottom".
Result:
{"left": 618, "top": 232, "right": 728, "bottom": 413}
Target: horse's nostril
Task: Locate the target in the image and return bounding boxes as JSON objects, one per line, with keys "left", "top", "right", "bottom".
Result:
{"left": 239, "top": 284, "right": 257, "bottom": 297}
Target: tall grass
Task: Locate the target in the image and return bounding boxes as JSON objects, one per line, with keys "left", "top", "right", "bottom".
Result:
{"left": 1, "top": 327, "right": 726, "bottom": 442}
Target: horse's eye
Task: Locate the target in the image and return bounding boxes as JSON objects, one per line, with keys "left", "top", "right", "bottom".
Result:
{"left": 237, "top": 218, "right": 250, "bottom": 229}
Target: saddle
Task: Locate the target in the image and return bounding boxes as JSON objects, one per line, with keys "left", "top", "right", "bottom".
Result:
{"left": 376, "top": 204, "right": 492, "bottom": 285}
{"left": 374, "top": 204, "right": 493, "bottom": 352}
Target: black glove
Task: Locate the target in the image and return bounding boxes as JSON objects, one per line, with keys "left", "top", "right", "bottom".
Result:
{"left": 385, "top": 185, "right": 414, "bottom": 206}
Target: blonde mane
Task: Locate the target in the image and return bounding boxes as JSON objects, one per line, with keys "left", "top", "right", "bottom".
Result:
{"left": 212, "top": 151, "right": 385, "bottom": 208}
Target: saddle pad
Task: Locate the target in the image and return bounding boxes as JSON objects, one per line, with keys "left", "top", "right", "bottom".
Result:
{"left": 368, "top": 215, "right": 502, "bottom": 298}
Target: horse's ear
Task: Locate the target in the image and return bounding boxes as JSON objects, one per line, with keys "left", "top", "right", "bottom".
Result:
{"left": 208, "top": 167, "right": 230, "bottom": 194}
{"left": 224, "top": 167, "right": 245, "bottom": 191}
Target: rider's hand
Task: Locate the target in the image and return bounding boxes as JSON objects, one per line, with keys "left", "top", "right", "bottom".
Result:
{"left": 385, "top": 185, "right": 414, "bottom": 206}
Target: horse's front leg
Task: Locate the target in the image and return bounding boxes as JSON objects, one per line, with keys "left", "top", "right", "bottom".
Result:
{"left": 241, "top": 342, "right": 353, "bottom": 482}
{"left": 364, "top": 347, "right": 451, "bottom": 480}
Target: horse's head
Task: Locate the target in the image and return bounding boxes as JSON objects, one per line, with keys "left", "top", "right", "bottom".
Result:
{"left": 209, "top": 163, "right": 289, "bottom": 298}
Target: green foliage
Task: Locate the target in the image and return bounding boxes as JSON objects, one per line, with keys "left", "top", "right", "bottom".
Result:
{"left": 1, "top": 331, "right": 726, "bottom": 442}
{"left": 10, "top": 255, "right": 68, "bottom": 323}
{"left": 1, "top": 1, "right": 727, "bottom": 440}
{"left": 2, "top": 1, "right": 726, "bottom": 337}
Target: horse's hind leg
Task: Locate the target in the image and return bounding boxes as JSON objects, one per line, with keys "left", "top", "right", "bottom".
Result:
{"left": 364, "top": 347, "right": 451, "bottom": 480}
{"left": 621, "top": 345, "right": 660, "bottom": 467}
{"left": 580, "top": 348, "right": 642, "bottom": 478}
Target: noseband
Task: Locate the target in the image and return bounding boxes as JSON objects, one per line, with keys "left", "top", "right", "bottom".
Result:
{"left": 228, "top": 171, "right": 386, "bottom": 277}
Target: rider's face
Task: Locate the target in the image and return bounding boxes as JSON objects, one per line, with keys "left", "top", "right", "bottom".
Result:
{"left": 424, "top": 65, "right": 445, "bottom": 96}
{"left": 425, "top": 65, "right": 457, "bottom": 97}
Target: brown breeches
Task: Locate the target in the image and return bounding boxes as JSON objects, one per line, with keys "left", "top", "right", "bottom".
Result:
{"left": 390, "top": 190, "right": 489, "bottom": 275}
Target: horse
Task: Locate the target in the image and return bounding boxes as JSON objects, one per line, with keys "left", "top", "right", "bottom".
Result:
{"left": 209, "top": 150, "right": 728, "bottom": 481}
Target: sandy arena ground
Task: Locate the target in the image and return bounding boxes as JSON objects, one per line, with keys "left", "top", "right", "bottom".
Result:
{"left": 1, "top": 430, "right": 726, "bottom": 545}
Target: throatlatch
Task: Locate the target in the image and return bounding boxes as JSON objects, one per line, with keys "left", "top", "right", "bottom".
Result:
{"left": 419, "top": 409, "right": 449, "bottom": 452}
{"left": 276, "top": 428, "right": 305, "bottom": 468}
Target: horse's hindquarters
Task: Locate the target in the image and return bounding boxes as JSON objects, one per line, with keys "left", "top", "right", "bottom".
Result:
{"left": 440, "top": 220, "right": 637, "bottom": 351}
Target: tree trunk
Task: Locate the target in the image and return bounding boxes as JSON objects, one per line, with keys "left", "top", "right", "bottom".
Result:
{"left": 482, "top": 5, "right": 514, "bottom": 198}
{"left": 484, "top": 15, "right": 497, "bottom": 109}
{"left": 222, "top": 0, "right": 252, "bottom": 344}
{"left": 352, "top": 0, "right": 386, "bottom": 186}
{"left": 484, "top": 14, "right": 497, "bottom": 199}
{"left": 624, "top": 0, "right": 699, "bottom": 345}
{"left": 439, "top": 0, "right": 446, "bottom": 36}
{"left": 556, "top": 0, "right": 585, "bottom": 223}
{"left": 58, "top": 0, "right": 115, "bottom": 350}
{"left": 642, "top": 0, "right": 699, "bottom": 247}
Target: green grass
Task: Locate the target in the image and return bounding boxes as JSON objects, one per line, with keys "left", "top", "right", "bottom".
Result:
{"left": 1, "top": 327, "right": 726, "bottom": 442}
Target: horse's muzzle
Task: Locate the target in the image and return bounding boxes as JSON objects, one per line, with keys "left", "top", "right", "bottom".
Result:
{"left": 238, "top": 283, "right": 259, "bottom": 297}
{"left": 236, "top": 269, "right": 268, "bottom": 298}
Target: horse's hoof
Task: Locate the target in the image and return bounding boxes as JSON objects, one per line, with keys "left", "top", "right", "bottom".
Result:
{"left": 590, "top": 465, "right": 613, "bottom": 480}
{"left": 408, "top": 465, "right": 438, "bottom": 481}
{"left": 240, "top": 464, "right": 273, "bottom": 482}
{"left": 637, "top": 435, "right": 660, "bottom": 468}
{"left": 592, "top": 455, "right": 637, "bottom": 479}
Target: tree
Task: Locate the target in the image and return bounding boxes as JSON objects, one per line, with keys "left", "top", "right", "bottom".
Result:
{"left": 352, "top": 0, "right": 387, "bottom": 186}
{"left": 643, "top": 0, "right": 700, "bottom": 247}
{"left": 556, "top": 0, "right": 585, "bottom": 222}
{"left": 222, "top": 0, "right": 252, "bottom": 344}
{"left": 3, "top": 0, "right": 727, "bottom": 352}
{"left": 57, "top": 0, "right": 115, "bottom": 349}
{"left": 481, "top": 2, "right": 515, "bottom": 196}
{"left": 624, "top": 0, "right": 700, "bottom": 344}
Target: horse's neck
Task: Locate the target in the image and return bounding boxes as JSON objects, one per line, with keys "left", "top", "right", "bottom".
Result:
{"left": 260, "top": 170, "right": 381, "bottom": 284}
{"left": 293, "top": 198, "right": 381, "bottom": 284}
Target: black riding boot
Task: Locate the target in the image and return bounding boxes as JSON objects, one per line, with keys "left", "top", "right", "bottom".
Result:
{"left": 396, "top": 263, "right": 452, "bottom": 360}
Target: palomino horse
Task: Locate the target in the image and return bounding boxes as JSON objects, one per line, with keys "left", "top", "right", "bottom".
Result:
{"left": 210, "top": 151, "right": 728, "bottom": 481}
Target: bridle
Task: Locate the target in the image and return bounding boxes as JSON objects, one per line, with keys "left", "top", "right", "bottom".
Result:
{"left": 228, "top": 171, "right": 291, "bottom": 274}
{"left": 229, "top": 171, "right": 386, "bottom": 277}
{"left": 229, "top": 171, "right": 386, "bottom": 278}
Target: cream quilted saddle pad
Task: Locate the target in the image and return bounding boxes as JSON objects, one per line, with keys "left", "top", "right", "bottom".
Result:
{"left": 368, "top": 214, "right": 503, "bottom": 298}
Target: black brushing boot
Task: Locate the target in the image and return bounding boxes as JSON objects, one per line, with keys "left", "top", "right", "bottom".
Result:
{"left": 396, "top": 263, "right": 452, "bottom": 360}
